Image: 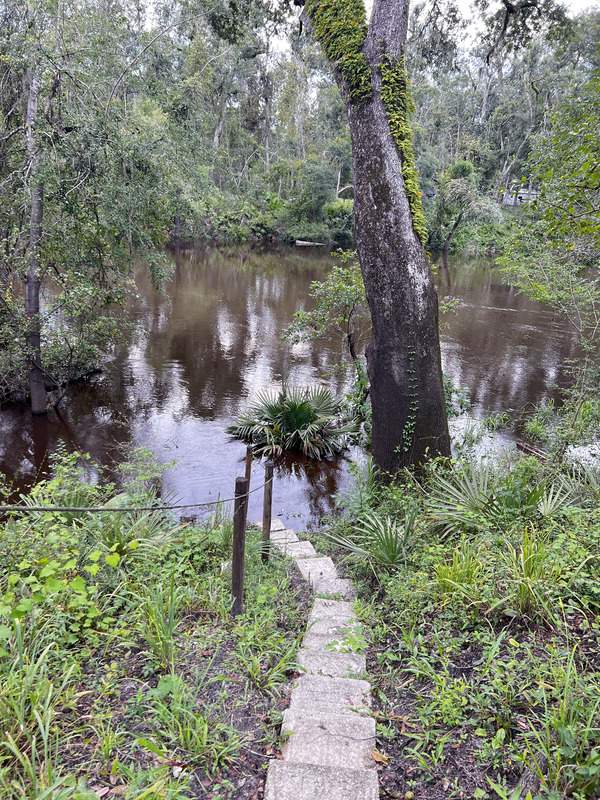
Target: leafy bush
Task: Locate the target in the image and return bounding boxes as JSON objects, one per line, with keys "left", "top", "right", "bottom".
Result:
{"left": 427, "top": 461, "right": 579, "bottom": 536}
{"left": 324, "top": 506, "right": 418, "bottom": 575}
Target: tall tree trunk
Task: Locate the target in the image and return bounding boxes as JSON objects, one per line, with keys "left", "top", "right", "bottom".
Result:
{"left": 305, "top": 0, "right": 450, "bottom": 473}
{"left": 24, "top": 64, "right": 47, "bottom": 415}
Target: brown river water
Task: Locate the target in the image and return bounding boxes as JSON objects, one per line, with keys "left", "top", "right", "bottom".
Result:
{"left": 0, "top": 246, "right": 575, "bottom": 527}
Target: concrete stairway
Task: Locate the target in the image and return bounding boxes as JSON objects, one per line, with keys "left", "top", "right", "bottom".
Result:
{"left": 264, "top": 521, "right": 379, "bottom": 800}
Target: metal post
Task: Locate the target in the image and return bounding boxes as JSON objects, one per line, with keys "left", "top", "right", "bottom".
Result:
{"left": 231, "top": 476, "right": 248, "bottom": 617}
{"left": 262, "top": 460, "right": 273, "bottom": 563}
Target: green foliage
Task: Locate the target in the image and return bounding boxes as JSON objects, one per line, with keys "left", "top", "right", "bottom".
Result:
{"left": 0, "top": 447, "right": 309, "bottom": 798}
{"left": 226, "top": 383, "right": 359, "bottom": 458}
{"left": 518, "top": 646, "right": 600, "bottom": 798}
{"left": 283, "top": 251, "right": 369, "bottom": 360}
{"left": 426, "top": 461, "right": 578, "bottom": 537}
{"left": 305, "top": 0, "right": 372, "bottom": 105}
{"left": 501, "top": 70, "right": 600, "bottom": 428}
{"left": 379, "top": 55, "right": 428, "bottom": 246}
{"left": 326, "top": 435, "right": 600, "bottom": 798}
{"left": 527, "top": 68, "right": 600, "bottom": 247}
{"left": 324, "top": 506, "right": 418, "bottom": 574}
{"left": 344, "top": 359, "right": 372, "bottom": 437}
{"left": 443, "top": 373, "right": 472, "bottom": 417}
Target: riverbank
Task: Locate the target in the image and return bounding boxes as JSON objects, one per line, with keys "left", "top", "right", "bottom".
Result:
{"left": 0, "top": 449, "right": 312, "bottom": 800}
{"left": 307, "top": 452, "right": 600, "bottom": 799}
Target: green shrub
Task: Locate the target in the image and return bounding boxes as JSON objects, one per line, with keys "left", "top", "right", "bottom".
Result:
{"left": 324, "top": 506, "right": 418, "bottom": 575}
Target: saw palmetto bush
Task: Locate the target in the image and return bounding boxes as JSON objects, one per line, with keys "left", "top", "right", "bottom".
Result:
{"left": 427, "top": 461, "right": 580, "bottom": 537}
{"left": 324, "top": 507, "right": 419, "bottom": 575}
{"left": 226, "top": 384, "right": 359, "bottom": 458}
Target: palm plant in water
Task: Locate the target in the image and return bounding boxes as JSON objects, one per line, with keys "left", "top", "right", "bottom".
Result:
{"left": 226, "top": 383, "right": 359, "bottom": 459}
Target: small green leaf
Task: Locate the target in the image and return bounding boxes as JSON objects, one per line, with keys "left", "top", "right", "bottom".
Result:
{"left": 0, "top": 625, "right": 12, "bottom": 640}
{"left": 105, "top": 553, "right": 120, "bottom": 568}
{"left": 70, "top": 576, "right": 87, "bottom": 593}
{"left": 136, "top": 738, "right": 165, "bottom": 757}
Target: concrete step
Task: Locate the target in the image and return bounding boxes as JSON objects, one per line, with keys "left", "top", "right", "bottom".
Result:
{"left": 305, "top": 616, "right": 359, "bottom": 639}
{"left": 298, "top": 648, "right": 366, "bottom": 678}
{"left": 302, "top": 629, "right": 365, "bottom": 653}
{"left": 281, "top": 708, "right": 376, "bottom": 770}
{"left": 270, "top": 529, "right": 300, "bottom": 546}
{"left": 264, "top": 761, "right": 379, "bottom": 800}
{"left": 313, "top": 577, "right": 356, "bottom": 599}
{"left": 277, "top": 540, "right": 318, "bottom": 559}
{"left": 295, "top": 556, "right": 338, "bottom": 585}
{"left": 309, "top": 598, "right": 356, "bottom": 622}
{"left": 289, "top": 674, "right": 372, "bottom": 716}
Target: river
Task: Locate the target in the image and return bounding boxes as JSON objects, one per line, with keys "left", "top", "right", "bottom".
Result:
{"left": 0, "top": 246, "right": 575, "bottom": 527}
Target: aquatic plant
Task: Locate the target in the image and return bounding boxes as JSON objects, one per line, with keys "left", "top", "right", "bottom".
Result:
{"left": 226, "top": 384, "right": 359, "bottom": 459}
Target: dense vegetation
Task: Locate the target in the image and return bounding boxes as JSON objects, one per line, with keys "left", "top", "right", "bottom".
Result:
{"left": 2, "top": 0, "right": 600, "bottom": 797}
{"left": 311, "top": 444, "right": 600, "bottom": 799}
{"left": 0, "top": 448, "right": 310, "bottom": 799}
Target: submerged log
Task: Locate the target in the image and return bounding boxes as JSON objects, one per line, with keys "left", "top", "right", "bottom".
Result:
{"left": 295, "top": 240, "right": 327, "bottom": 247}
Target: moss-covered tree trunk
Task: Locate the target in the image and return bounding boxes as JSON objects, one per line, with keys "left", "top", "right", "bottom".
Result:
{"left": 305, "top": 0, "right": 450, "bottom": 473}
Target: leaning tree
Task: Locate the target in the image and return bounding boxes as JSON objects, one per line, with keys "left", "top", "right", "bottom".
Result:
{"left": 300, "top": 0, "right": 451, "bottom": 473}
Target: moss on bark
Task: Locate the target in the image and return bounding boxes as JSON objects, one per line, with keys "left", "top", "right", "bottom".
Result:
{"left": 305, "top": 0, "right": 372, "bottom": 105}
{"left": 379, "top": 55, "right": 428, "bottom": 246}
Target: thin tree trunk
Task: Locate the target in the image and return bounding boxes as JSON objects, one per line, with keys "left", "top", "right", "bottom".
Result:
{"left": 25, "top": 64, "right": 47, "bottom": 414}
{"left": 264, "top": 95, "right": 271, "bottom": 171}
{"left": 442, "top": 210, "right": 464, "bottom": 259}
{"left": 210, "top": 101, "right": 226, "bottom": 184}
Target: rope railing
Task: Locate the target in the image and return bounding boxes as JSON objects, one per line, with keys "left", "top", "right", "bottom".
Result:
{"left": 0, "top": 478, "right": 272, "bottom": 515}
{"left": 1, "top": 449, "right": 277, "bottom": 619}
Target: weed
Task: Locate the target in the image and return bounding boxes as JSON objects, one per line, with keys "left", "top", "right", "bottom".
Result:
{"left": 133, "top": 572, "right": 183, "bottom": 671}
{"left": 149, "top": 674, "right": 243, "bottom": 767}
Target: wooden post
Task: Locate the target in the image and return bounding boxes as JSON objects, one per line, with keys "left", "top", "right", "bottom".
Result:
{"left": 244, "top": 444, "right": 252, "bottom": 528}
{"left": 262, "top": 460, "right": 274, "bottom": 563}
{"left": 231, "top": 476, "right": 248, "bottom": 617}
{"left": 244, "top": 444, "right": 253, "bottom": 488}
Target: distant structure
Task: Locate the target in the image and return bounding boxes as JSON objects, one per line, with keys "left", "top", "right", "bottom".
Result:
{"left": 502, "top": 182, "right": 538, "bottom": 206}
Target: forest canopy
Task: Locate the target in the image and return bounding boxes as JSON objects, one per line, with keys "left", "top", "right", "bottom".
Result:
{"left": 1, "top": 0, "right": 598, "bottom": 420}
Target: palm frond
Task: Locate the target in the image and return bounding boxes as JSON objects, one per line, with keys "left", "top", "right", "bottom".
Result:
{"left": 226, "top": 383, "right": 360, "bottom": 459}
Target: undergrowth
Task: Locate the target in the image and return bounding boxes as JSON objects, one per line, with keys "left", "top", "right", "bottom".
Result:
{"left": 320, "top": 453, "right": 600, "bottom": 800}
{"left": 0, "top": 447, "right": 309, "bottom": 799}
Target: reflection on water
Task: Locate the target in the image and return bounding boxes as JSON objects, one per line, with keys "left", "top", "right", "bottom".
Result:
{"left": 438, "top": 256, "right": 574, "bottom": 416}
{"left": 0, "top": 247, "right": 576, "bottom": 525}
